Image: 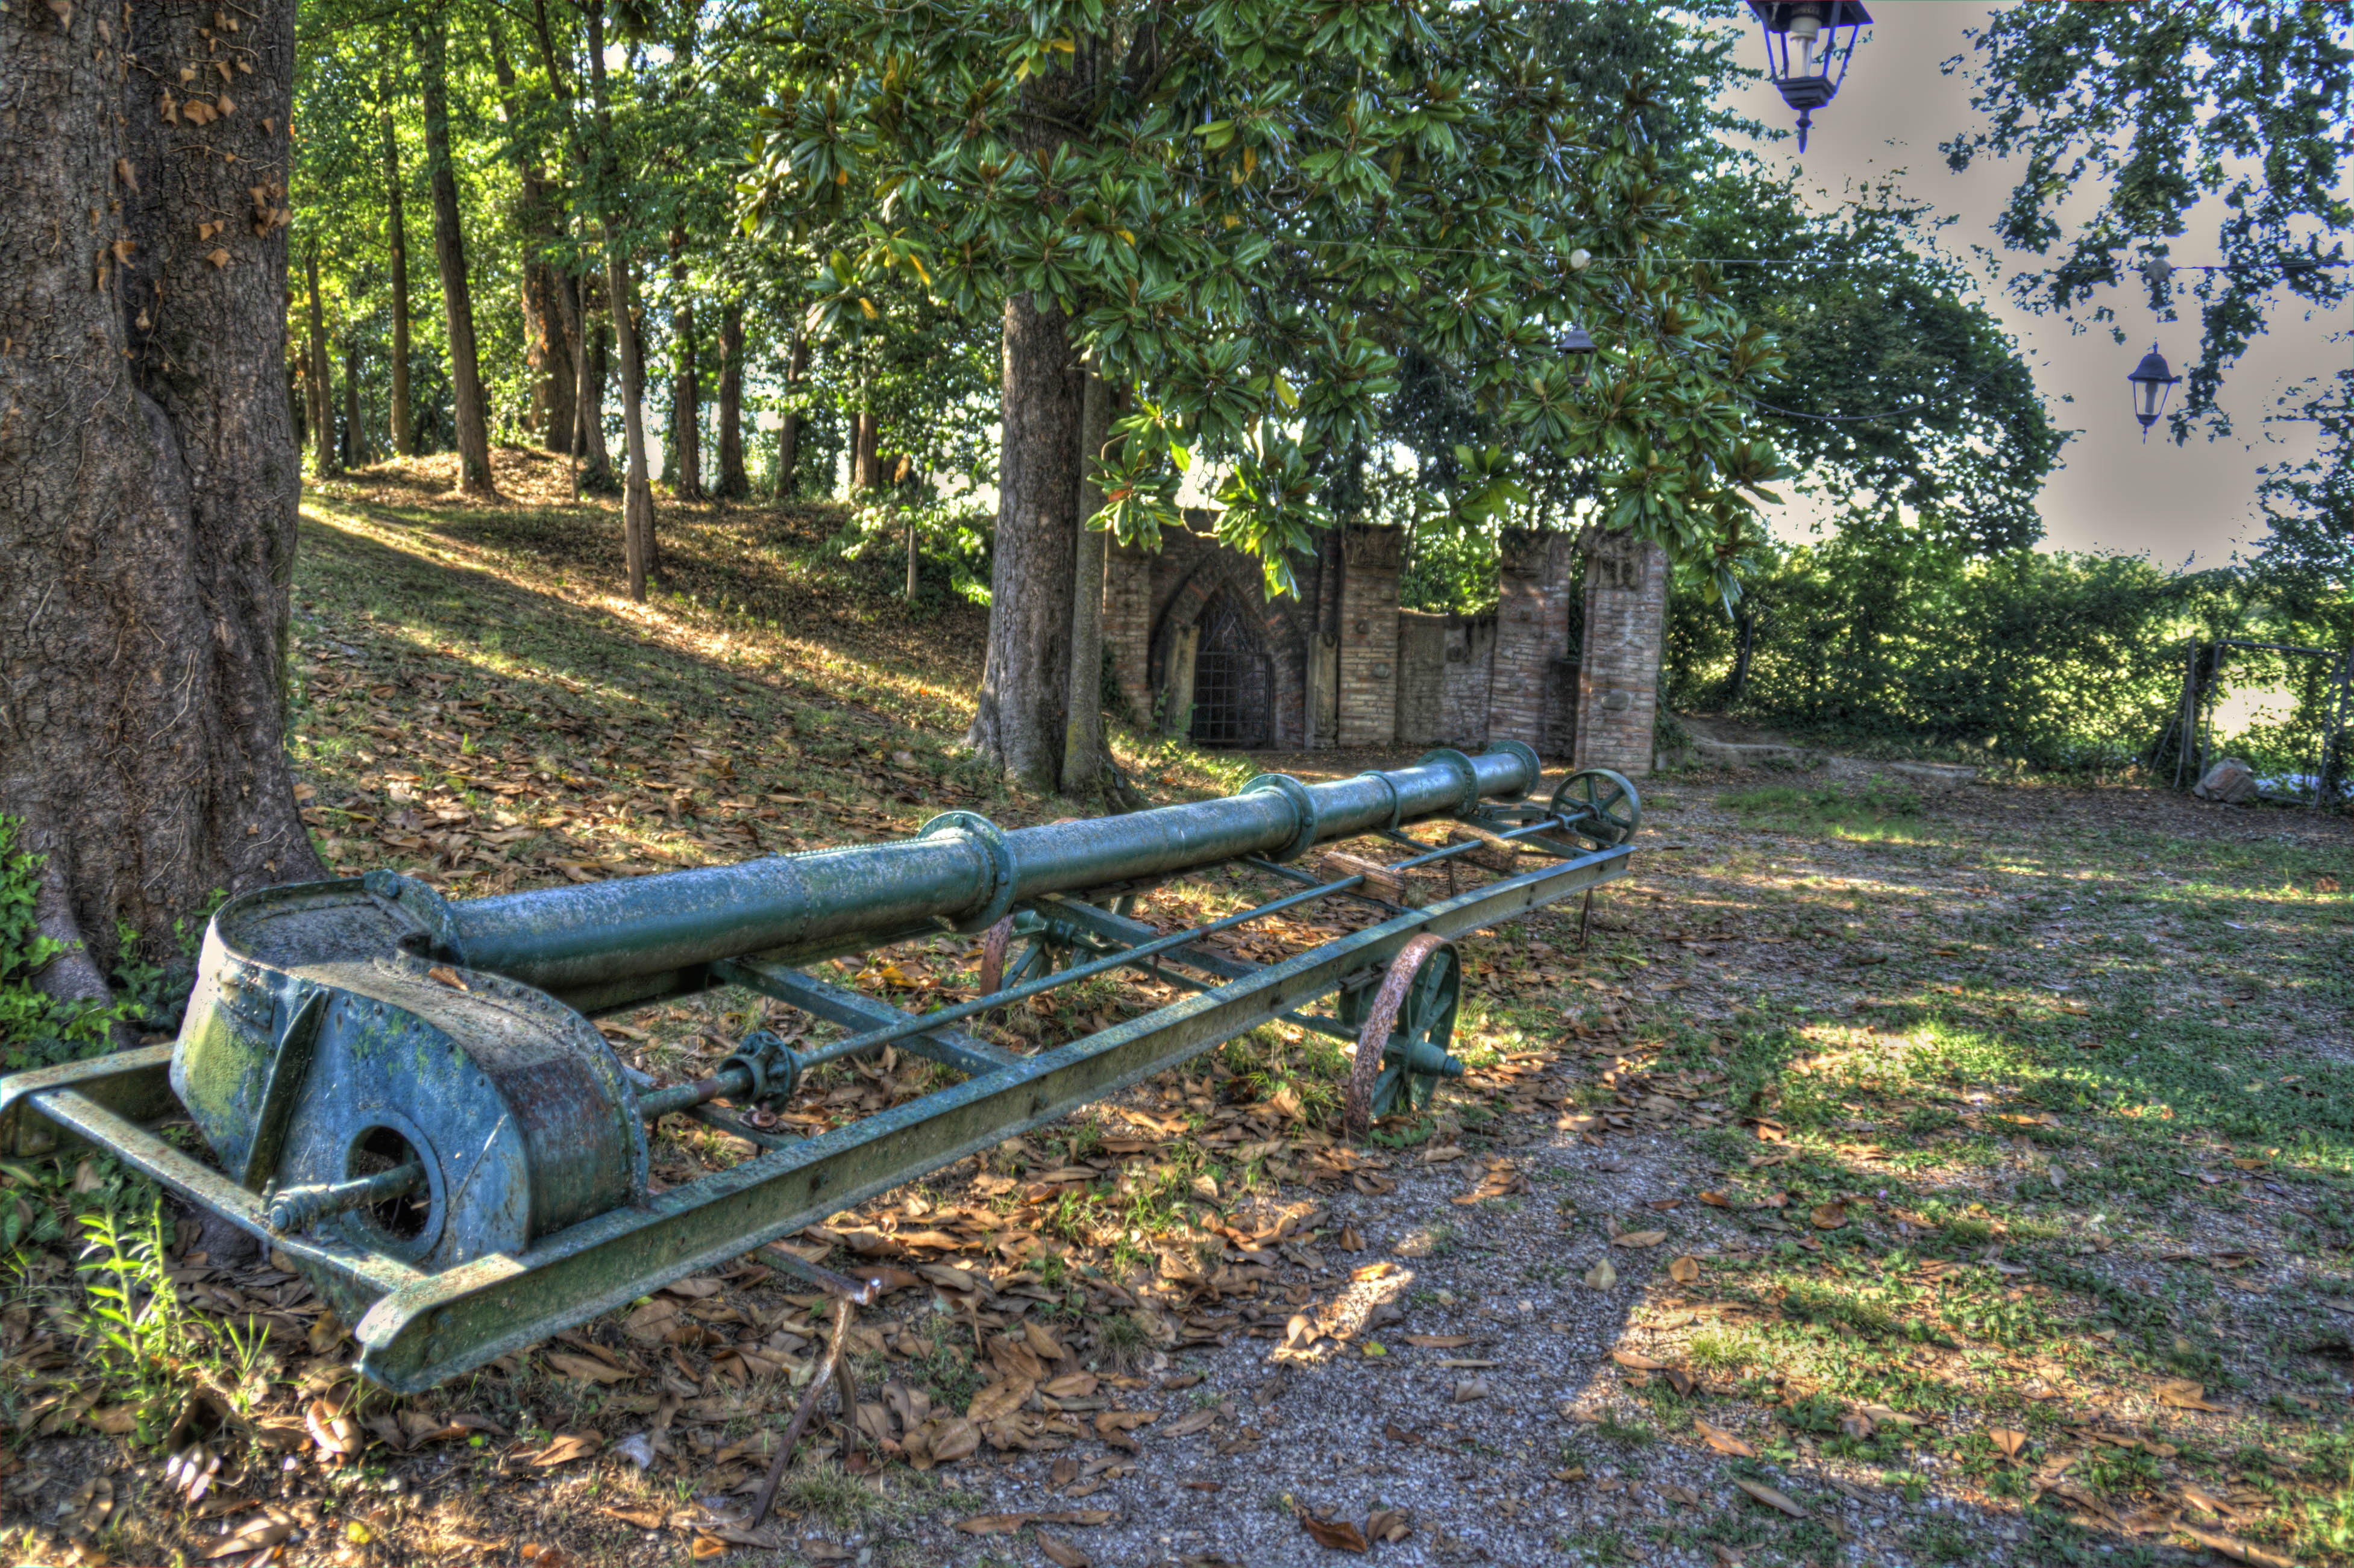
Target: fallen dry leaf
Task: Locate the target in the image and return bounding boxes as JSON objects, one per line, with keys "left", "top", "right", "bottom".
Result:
{"left": 1037, "top": 1532, "right": 1091, "bottom": 1568}
{"left": 954, "top": 1514, "right": 1034, "bottom": 1535}
{"left": 1733, "top": 1477, "right": 1808, "bottom": 1519}
{"left": 1583, "top": 1259, "right": 1617, "bottom": 1290}
{"left": 1990, "top": 1428, "right": 2027, "bottom": 1459}
{"left": 1613, "top": 1229, "right": 1668, "bottom": 1249}
{"left": 1669, "top": 1255, "right": 1700, "bottom": 1285}
{"left": 1610, "top": 1349, "right": 1666, "bottom": 1371}
{"left": 1695, "top": 1419, "right": 1756, "bottom": 1458}
{"left": 2155, "top": 1379, "right": 2226, "bottom": 1413}
{"left": 545, "top": 1351, "right": 633, "bottom": 1386}
{"left": 1400, "top": 1334, "right": 1474, "bottom": 1349}
{"left": 1810, "top": 1203, "right": 1848, "bottom": 1230}
{"left": 1366, "top": 1508, "right": 1411, "bottom": 1543}
{"left": 1293, "top": 1502, "right": 1370, "bottom": 1553}
{"left": 526, "top": 1432, "right": 600, "bottom": 1467}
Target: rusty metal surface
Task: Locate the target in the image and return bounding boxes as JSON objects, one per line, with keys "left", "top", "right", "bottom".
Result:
{"left": 1345, "top": 933, "right": 1451, "bottom": 1136}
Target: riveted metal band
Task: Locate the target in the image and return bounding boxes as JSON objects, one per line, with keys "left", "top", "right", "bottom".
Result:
{"left": 1241, "top": 773, "right": 1320, "bottom": 862}
{"left": 1417, "top": 748, "right": 1483, "bottom": 817}
{"left": 1353, "top": 770, "right": 1405, "bottom": 833}
{"left": 918, "top": 811, "right": 1018, "bottom": 933}
{"left": 1483, "top": 739, "right": 1542, "bottom": 801}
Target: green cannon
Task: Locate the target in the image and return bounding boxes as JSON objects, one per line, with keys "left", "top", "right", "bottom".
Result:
{"left": 0, "top": 744, "right": 1639, "bottom": 1391}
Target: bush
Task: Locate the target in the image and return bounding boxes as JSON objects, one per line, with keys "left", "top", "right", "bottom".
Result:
{"left": 1668, "top": 513, "right": 2244, "bottom": 772}
{"left": 0, "top": 816, "right": 119, "bottom": 1071}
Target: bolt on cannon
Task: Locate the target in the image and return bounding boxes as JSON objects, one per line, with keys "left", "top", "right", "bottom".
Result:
{"left": 0, "top": 744, "right": 1639, "bottom": 1392}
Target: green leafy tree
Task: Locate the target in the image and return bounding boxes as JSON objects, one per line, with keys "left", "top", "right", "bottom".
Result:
{"left": 747, "top": 0, "right": 1787, "bottom": 789}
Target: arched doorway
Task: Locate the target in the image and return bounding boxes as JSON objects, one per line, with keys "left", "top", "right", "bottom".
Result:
{"left": 1189, "top": 593, "right": 1272, "bottom": 748}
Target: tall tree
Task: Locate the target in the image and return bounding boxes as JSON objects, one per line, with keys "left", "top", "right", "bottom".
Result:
{"left": 413, "top": 4, "right": 497, "bottom": 495}
{"left": 715, "top": 300, "right": 748, "bottom": 498}
{"left": 774, "top": 326, "right": 808, "bottom": 498}
{"left": 304, "top": 243, "right": 339, "bottom": 476}
{"left": 752, "top": 2, "right": 1786, "bottom": 789}
{"left": 667, "top": 224, "right": 703, "bottom": 500}
{"left": 586, "top": 1, "right": 657, "bottom": 594}
{"left": 381, "top": 85, "right": 415, "bottom": 457}
{"left": 2, "top": 0, "right": 321, "bottom": 1001}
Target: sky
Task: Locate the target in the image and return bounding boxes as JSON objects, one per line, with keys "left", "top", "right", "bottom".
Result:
{"left": 1725, "top": 2, "right": 2343, "bottom": 569}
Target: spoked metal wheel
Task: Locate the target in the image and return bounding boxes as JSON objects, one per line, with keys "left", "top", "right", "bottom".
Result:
{"left": 1341, "top": 933, "right": 1464, "bottom": 1136}
{"left": 1549, "top": 767, "right": 1642, "bottom": 849}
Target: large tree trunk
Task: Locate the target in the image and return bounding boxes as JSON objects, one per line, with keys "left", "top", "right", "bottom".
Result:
{"left": 715, "top": 301, "right": 747, "bottom": 498}
{"left": 775, "top": 327, "right": 808, "bottom": 499}
{"left": 611, "top": 253, "right": 656, "bottom": 595}
{"left": 383, "top": 95, "right": 414, "bottom": 457}
{"left": 303, "top": 245, "right": 337, "bottom": 476}
{"left": 415, "top": 9, "right": 497, "bottom": 496}
{"left": 667, "top": 225, "right": 702, "bottom": 501}
{"left": 1059, "top": 368, "right": 1113, "bottom": 794}
{"left": 489, "top": 31, "right": 574, "bottom": 455}
{"left": 586, "top": 5, "right": 652, "bottom": 591}
{"left": 852, "top": 407, "right": 879, "bottom": 492}
{"left": 580, "top": 308, "right": 613, "bottom": 483}
{"left": 2, "top": 0, "right": 321, "bottom": 1000}
{"left": 966, "top": 292, "right": 1084, "bottom": 789}
{"left": 343, "top": 336, "right": 363, "bottom": 466}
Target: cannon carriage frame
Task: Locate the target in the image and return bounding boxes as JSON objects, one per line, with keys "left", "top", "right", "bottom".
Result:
{"left": 0, "top": 743, "right": 1639, "bottom": 1393}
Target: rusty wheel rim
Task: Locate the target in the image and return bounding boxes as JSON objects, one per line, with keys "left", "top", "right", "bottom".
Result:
{"left": 978, "top": 916, "right": 1017, "bottom": 996}
{"left": 1345, "top": 934, "right": 1455, "bottom": 1137}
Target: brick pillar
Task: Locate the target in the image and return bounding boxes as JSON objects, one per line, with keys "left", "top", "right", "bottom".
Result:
{"left": 1337, "top": 524, "right": 1401, "bottom": 747}
{"left": 1103, "top": 540, "right": 1153, "bottom": 726}
{"left": 1486, "top": 528, "right": 1574, "bottom": 753}
{"left": 1573, "top": 528, "right": 1669, "bottom": 777}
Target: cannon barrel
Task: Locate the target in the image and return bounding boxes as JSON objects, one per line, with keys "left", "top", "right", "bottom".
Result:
{"left": 438, "top": 745, "right": 1537, "bottom": 996}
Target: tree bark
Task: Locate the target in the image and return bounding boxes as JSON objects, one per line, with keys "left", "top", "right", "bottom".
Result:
{"left": 966, "top": 291, "right": 1084, "bottom": 789}
{"left": 303, "top": 245, "right": 337, "bottom": 476}
{"left": 587, "top": 5, "right": 654, "bottom": 595}
{"left": 667, "top": 225, "right": 701, "bottom": 501}
{"left": 1059, "top": 368, "right": 1112, "bottom": 794}
{"left": 775, "top": 327, "right": 808, "bottom": 499}
{"left": 715, "top": 301, "right": 747, "bottom": 498}
{"left": 489, "top": 17, "right": 572, "bottom": 456}
{"left": 382, "top": 93, "right": 413, "bottom": 457}
{"left": 414, "top": 8, "right": 497, "bottom": 496}
{"left": 580, "top": 307, "right": 612, "bottom": 482}
{"left": 612, "top": 253, "right": 656, "bottom": 596}
{"left": 1, "top": 0, "right": 321, "bottom": 999}
{"left": 965, "top": 45, "right": 1099, "bottom": 788}
{"left": 343, "top": 335, "right": 362, "bottom": 466}
{"left": 852, "top": 407, "right": 879, "bottom": 492}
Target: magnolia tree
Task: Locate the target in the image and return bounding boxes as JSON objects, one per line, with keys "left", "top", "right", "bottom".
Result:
{"left": 745, "top": 0, "right": 1787, "bottom": 791}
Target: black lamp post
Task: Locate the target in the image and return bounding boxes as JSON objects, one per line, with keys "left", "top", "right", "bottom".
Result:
{"left": 1558, "top": 325, "right": 1596, "bottom": 387}
{"left": 2127, "top": 343, "right": 2179, "bottom": 440}
{"left": 1746, "top": 2, "right": 1872, "bottom": 152}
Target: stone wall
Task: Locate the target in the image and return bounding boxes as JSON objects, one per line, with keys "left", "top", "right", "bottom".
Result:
{"left": 1336, "top": 524, "right": 1402, "bottom": 747}
{"left": 1099, "top": 518, "right": 1636, "bottom": 762}
{"left": 1395, "top": 612, "right": 1448, "bottom": 746}
{"left": 1440, "top": 617, "right": 1498, "bottom": 747}
{"left": 1573, "top": 528, "right": 1669, "bottom": 777}
{"left": 1487, "top": 528, "right": 1577, "bottom": 753}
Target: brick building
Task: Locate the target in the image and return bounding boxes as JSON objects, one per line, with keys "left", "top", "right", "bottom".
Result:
{"left": 1102, "top": 516, "right": 1669, "bottom": 774}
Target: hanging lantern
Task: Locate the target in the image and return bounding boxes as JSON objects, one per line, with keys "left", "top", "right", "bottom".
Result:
{"left": 1746, "top": 2, "right": 1872, "bottom": 153}
{"left": 1558, "top": 325, "right": 1596, "bottom": 387}
{"left": 2126, "top": 343, "right": 2179, "bottom": 439}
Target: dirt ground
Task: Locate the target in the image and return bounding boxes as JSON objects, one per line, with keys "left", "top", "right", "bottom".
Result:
{"left": 4, "top": 454, "right": 2350, "bottom": 1568}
